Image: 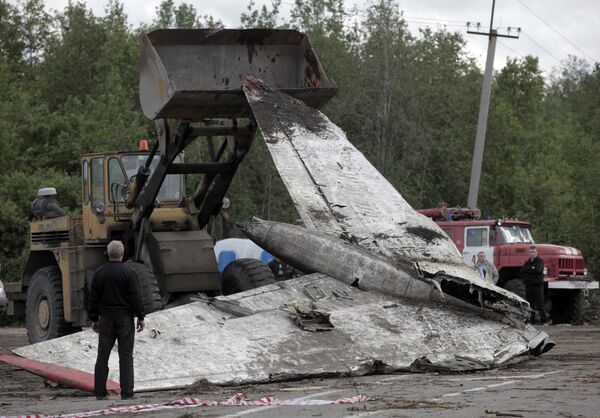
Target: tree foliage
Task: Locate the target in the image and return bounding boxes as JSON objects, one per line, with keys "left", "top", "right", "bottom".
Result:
{"left": 0, "top": 0, "right": 599, "bottom": 284}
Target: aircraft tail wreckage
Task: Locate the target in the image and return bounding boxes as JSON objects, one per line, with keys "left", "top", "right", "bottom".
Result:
{"left": 7, "top": 29, "right": 553, "bottom": 392}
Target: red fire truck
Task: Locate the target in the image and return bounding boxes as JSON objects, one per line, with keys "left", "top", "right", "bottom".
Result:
{"left": 419, "top": 205, "right": 598, "bottom": 324}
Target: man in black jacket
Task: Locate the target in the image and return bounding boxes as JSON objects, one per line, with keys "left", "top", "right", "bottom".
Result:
{"left": 89, "top": 240, "right": 145, "bottom": 400}
{"left": 520, "top": 245, "right": 548, "bottom": 324}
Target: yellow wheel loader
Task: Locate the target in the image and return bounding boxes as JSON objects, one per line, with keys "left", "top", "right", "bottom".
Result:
{"left": 6, "top": 28, "right": 336, "bottom": 343}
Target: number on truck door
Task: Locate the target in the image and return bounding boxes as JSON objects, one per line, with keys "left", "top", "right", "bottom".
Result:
{"left": 463, "top": 227, "right": 493, "bottom": 267}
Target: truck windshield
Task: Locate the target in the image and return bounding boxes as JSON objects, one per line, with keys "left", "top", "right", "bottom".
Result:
{"left": 498, "top": 225, "right": 534, "bottom": 244}
{"left": 120, "top": 155, "right": 182, "bottom": 202}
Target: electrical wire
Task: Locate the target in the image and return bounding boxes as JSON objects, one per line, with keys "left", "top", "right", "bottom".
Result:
{"left": 402, "top": 16, "right": 556, "bottom": 73}
{"left": 520, "top": 30, "right": 563, "bottom": 65}
{"left": 516, "top": 0, "right": 598, "bottom": 62}
{"left": 498, "top": 40, "right": 524, "bottom": 59}
{"left": 497, "top": 40, "right": 553, "bottom": 74}
{"left": 279, "top": 3, "right": 570, "bottom": 71}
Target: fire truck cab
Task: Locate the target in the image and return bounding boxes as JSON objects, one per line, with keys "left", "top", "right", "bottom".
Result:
{"left": 419, "top": 205, "right": 598, "bottom": 324}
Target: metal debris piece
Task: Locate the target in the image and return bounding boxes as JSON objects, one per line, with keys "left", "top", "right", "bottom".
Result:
{"left": 290, "top": 301, "right": 334, "bottom": 332}
{"left": 304, "top": 284, "right": 327, "bottom": 301}
{"left": 208, "top": 298, "right": 255, "bottom": 317}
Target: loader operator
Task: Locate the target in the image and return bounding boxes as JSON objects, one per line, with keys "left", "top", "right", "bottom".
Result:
{"left": 31, "top": 187, "right": 66, "bottom": 219}
{"left": 520, "top": 245, "right": 548, "bottom": 324}
{"left": 89, "top": 240, "right": 145, "bottom": 400}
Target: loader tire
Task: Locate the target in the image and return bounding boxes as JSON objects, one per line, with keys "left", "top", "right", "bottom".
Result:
{"left": 26, "top": 266, "right": 80, "bottom": 343}
{"left": 126, "top": 261, "right": 162, "bottom": 315}
{"left": 221, "top": 258, "right": 276, "bottom": 296}
{"left": 503, "top": 278, "right": 526, "bottom": 299}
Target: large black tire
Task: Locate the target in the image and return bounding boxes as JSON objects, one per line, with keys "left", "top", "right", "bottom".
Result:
{"left": 221, "top": 258, "right": 276, "bottom": 296}
{"left": 126, "top": 261, "right": 162, "bottom": 315}
{"left": 26, "top": 266, "right": 78, "bottom": 343}
{"left": 569, "top": 290, "right": 586, "bottom": 325}
{"left": 503, "top": 278, "right": 526, "bottom": 299}
{"left": 550, "top": 290, "right": 586, "bottom": 325}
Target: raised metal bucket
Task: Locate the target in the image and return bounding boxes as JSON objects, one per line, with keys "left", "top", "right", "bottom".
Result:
{"left": 139, "top": 29, "right": 338, "bottom": 120}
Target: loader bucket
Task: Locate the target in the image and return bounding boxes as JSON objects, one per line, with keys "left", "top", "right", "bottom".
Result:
{"left": 139, "top": 29, "right": 338, "bottom": 120}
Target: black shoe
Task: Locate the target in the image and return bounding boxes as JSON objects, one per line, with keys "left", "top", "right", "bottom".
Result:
{"left": 95, "top": 395, "right": 108, "bottom": 400}
{"left": 121, "top": 394, "right": 135, "bottom": 400}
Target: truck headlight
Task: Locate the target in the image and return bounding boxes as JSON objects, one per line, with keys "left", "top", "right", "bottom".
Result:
{"left": 584, "top": 268, "right": 588, "bottom": 276}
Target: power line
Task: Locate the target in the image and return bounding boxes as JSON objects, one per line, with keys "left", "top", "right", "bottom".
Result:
{"left": 335, "top": 7, "right": 566, "bottom": 71}
{"left": 516, "top": 0, "right": 598, "bottom": 62}
{"left": 498, "top": 39, "right": 524, "bottom": 59}
{"left": 520, "top": 30, "right": 563, "bottom": 65}
{"left": 382, "top": 10, "right": 569, "bottom": 71}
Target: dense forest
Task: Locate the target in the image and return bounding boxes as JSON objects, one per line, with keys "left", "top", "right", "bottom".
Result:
{"left": 0, "top": 0, "right": 599, "bottom": 282}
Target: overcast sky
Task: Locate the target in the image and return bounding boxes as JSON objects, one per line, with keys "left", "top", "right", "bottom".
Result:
{"left": 39, "top": 0, "right": 600, "bottom": 75}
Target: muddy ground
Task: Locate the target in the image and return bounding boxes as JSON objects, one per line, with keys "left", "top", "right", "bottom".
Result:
{"left": 1, "top": 325, "right": 599, "bottom": 418}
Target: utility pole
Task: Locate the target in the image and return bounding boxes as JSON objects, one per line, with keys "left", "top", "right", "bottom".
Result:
{"left": 466, "top": 0, "right": 520, "bottom": 209}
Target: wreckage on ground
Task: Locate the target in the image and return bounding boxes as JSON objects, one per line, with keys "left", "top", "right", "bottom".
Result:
{"left": 5, "top": 28, "right": 553, "bottom": 392}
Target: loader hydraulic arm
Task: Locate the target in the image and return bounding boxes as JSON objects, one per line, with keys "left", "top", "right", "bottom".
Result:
{"left": 129, "top": 118, "right": 255, "bottom": 232}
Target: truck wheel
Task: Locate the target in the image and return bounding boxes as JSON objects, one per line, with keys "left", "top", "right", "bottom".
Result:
{"left": 503, "top": 278, "right": 526, "bottom": 299}
{"left": 549, "top": 290, "right": 586, "bottom": 324}
{"left": 26, "top": 266, "right": 78, "bottom": 343}
{"left": 221, "top": 258, "right": 276, "bottom": 296}
{"left": 567, "top": 290, "right": 585, "bottom": 325}
{"left": 126, "top": 261, "right": 162, "bottom": 314}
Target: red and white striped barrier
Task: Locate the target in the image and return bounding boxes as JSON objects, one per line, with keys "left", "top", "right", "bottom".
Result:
{"left": 1, "top": 393, "right": 370, "bottom": 418}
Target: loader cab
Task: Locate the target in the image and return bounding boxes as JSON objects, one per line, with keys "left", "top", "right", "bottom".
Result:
{"left": 82, "top": 150, "right": 184, "bottom": 242}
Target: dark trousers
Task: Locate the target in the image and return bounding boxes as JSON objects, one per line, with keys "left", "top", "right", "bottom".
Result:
{"left": 94, "top": 314, "right": 135, "bottom": 397}
{"left": 526, "top": 281, "right": 547, "bottom": 323}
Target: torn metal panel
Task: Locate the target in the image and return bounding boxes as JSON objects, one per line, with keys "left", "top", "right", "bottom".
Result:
{"left": 242, "top": 79, "right": 529, "bottom": 319}
{"left": 13, "top": 274, "right": 549, "bottom": 391}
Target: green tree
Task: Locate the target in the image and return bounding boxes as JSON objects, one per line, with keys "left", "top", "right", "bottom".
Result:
{"left": 152, "top": 0, "right": 223, "bottom": 29}
{"left": 20, "top": 0, "right": 52, "bottom": 73}
{"left": 241, "top": 0, "right": 281, "bottom": 28}
{"left": 40, "top": 2, "right": 106, "bottom": 109}
{"left": 0, "top": 0, "right": 25, "bottom": 74}
{"left": 392, "top": 29, "right": 480, "bottom": 208}
{"left": 355, "top": 0, "right": 413, "bottom": 173}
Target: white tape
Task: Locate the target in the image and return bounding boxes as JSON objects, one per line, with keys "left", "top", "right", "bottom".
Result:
{"left": 1, "top": 393, "right": 370, "bottom": 418}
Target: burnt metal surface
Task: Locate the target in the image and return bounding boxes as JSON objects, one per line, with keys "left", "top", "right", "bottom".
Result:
{"left": 139, "top": 29, "right": 337, "bottom": 120}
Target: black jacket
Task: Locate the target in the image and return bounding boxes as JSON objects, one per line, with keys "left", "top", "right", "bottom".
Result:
{"left": 89, "top": 261, "right": 144, "bottom": 322}
{"left": 520, "top": 256, "right": 545, "bottom": 284}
